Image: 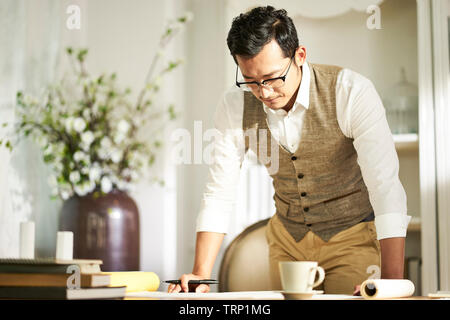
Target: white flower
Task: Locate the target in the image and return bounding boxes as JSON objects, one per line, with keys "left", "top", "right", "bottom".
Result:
{"left": 110, "top": 148, "right": 122, "bottom": 164}
{"left": 65, "top": 117, "right": 75, "bottom": 132}
{"left": 117, "top": 120, "right": 130, "bottom": 134}
{"left": 98, "top": 148, "right": 109, "bottom": 160}
{"left": 59, "top": 184, "right": 73, "bottom": 200}
{"left": 54, "top": 162, "right": 64, "bottom": 173}
{"left": 69, "top": 171, "right": 81, "bottom": 184}
{"left": 73, "top": 151, "right": 90, "bottom": 164}
{"left": 73, "top": 117, "right": 86, "bottom": 133}
{"left": 74, "top": 180, "right": 96, "bottom": 197}
{"left": 74, "top": 184, "right": 86, "bottom": 197}
{"left": 101, "top": 176, "right": 113, "bottom": 194}
{"left": 61, "top": 190, "right": 71, "bottom": 200}
{"left": 74, "top": 151, "right": 84, "bottom": 162}
{"left": 89, "top": 166, "right": 102, "bottom": 182}
{"left": 86, "top": 180, "right": 96, "bottom": 193}
{"left": 82, "top": 108, "right": 91, "bottom": 121}
{"left": 37, "top": 135, "right": 48, "bottom": 148}
{"left": 114, "top": 133, "right": 126, "bottom": 144}
{"left": 43, "top": 144, "right": 54, "bottom": 156}
{"left": 100, "top": 137, "right": 112, "bottom": 149}
{"left": 81, "top": 131, "right": 95, "bottom": 151}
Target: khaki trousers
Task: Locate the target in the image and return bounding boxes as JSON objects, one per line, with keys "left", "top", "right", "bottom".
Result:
{"left": 265, "top": 214, "right": 381, "bottom": 294}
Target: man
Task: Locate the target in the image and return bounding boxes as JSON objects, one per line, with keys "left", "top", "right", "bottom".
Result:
{"left": 169, "top": 6, "right": 410, "bottom": 294}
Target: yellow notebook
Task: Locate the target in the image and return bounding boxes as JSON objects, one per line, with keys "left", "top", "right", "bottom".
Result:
{"left": 101, "top": 271, "right": 160, "bottom": 292}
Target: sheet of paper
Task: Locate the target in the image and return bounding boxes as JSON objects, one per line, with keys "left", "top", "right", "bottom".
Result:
{"left": 126, "top": 291, "right": 364, "bottom": 300}
{"left": 126, "top": 290, "right": 285, "bottom": 300}
{"left": 311, "top": 294, "right": 363, "bottom": 300}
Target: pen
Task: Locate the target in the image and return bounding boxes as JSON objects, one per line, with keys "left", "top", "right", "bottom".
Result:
{"left": 164, "top": 279, "right": 219, "bottom": 285}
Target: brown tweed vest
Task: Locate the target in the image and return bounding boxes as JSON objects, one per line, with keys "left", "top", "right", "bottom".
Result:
{"left": 242, "top": 62, "right": 374, "bottom": 242}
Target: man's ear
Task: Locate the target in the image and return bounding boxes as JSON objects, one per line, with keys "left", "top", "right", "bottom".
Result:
{"left": 295, "top": 46, "right": 307, "bottom": 67}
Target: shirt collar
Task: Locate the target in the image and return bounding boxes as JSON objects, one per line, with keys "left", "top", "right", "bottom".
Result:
{"left": 263, "top": 61, "right": 310, "bottom": 116}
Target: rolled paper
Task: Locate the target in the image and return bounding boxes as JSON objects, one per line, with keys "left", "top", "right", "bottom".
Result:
{"left": 360, "top": 279, "right": 415, "bottom": 299}
{"left": 19, "top": 221, "right": 35, "bottom": 259}
{"left": 56, "top": 231, "right": 73, "bottom": 260}
{"left": 101, "top": 272, "right": 160, "bottom": 292}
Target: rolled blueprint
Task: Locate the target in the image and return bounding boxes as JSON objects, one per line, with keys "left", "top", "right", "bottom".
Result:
{"left": 19, "top": 221, "right": 35, "bottom": 259}
{"left": 360, "top": 279, "right": 415, "bottom": 299}
{"left": 102, "top": 272, "right": 160, "bottom": 292}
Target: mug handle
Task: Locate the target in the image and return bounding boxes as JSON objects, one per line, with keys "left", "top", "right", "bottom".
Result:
{"left": 310, "top": 266, "right": 325, "bottom": 288}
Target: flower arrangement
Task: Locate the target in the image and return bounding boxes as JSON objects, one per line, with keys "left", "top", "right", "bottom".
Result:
{"left": 1, "top": 12, "right": 193, "bottom": 200}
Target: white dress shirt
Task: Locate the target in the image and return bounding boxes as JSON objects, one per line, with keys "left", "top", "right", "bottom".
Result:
{"left": 196, "top": 61, "right": 411, "bottom": 240}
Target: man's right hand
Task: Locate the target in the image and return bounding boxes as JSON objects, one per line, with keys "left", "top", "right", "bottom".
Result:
{"left": 168, "top": 232, "right": 224, "bottom": 293}
{"left": 167, "top": 273, "right": 211, "bottom": 293}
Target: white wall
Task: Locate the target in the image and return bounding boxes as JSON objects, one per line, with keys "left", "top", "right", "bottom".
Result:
{"left": 176, "top": 0, "right": 228, "bottom": 283}
{"left": 80, "top": 0, "right": 188, "bottom": 280}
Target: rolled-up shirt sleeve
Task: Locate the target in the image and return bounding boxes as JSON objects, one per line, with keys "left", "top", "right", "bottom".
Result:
{"left": 337, "top": 69, "right": 411, "bottom": 240}
{"left": 195, "top": 87, "right": 245, "bottom": 234}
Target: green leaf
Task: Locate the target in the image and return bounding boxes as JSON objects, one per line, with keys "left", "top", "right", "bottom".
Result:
{"left": 66, "top": 47, "right": 73, "bottom": 55}
{"left": 148, "top": 154, "right": 155, "bottom": 166}
{"left": 168, "top": 105, "right": 176, "bottom": 120}
{"left": 77, "top": 48, "right": 89, "bottom": 62}
{"left": 43, "top": 154, "right": 55, "bottom": 163}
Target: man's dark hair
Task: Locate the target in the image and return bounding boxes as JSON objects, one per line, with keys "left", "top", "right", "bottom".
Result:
{"left": 227, "top": 6, "right": 299, "bottom": 63}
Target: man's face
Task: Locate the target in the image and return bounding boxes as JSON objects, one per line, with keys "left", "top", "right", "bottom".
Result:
{"left": 236, "top": 39, "right": 305, "bottom": 111}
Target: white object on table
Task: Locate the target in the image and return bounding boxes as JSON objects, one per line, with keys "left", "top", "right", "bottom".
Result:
{"left": 360, "top": 279, "right": 415, "bottom": 299}
{"left": 19, "top": 221, "right": 35, "bottom": 259}
{"left": 56, "top": 231, "right": 73, "bottom": 260}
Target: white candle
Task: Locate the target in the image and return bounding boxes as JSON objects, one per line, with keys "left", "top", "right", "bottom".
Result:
{"left": 19, "top": 221, "right": 35, "bottom": 259}
{"left": 56, "top": 231, "right": 73, "bottom": 260}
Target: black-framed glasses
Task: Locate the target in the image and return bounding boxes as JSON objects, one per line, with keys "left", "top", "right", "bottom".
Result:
{"left": 235, "top": 55, "right": 294, "bottom": 92}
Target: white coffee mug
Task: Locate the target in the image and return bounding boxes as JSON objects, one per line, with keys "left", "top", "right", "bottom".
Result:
{"left": 279, "top": 261, "right": 325, "bottom": 293}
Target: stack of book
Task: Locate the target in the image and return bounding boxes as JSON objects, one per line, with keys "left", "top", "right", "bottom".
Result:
{"left": 0, "top": 258, "right": 126, "bottom": 299}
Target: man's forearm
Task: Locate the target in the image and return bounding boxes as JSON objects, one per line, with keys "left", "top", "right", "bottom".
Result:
{"left": 192, "top": 231, "right": 225, "bottom": 277}
{"left": 379, "top": 237, "right": 405, "bottom": 279}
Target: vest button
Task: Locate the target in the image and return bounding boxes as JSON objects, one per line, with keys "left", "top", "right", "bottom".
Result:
{"left": 301, "top": 192, "right": 307, "bottom": 197}
{"left": 291, "top": 156, "right": 297, "bottom": 161}
{"left": 297, "top": 173, "right": 304, "bottom": 179}
{"left": 304, "top": 207, "right": 309, "bottom": 212}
